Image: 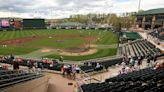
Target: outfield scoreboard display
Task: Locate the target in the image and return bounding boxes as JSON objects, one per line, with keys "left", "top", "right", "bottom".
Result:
{"left": 22, "top": 19, "right": 46, "bottom": 29}
{"left": 0, "top": 20, "right": 1, "bottom": 29}
{"left": 1, "top": 19, "right": 10, "bottom": 27}
{"left": 0, "top": 18, "right": 14, "bottom": 29}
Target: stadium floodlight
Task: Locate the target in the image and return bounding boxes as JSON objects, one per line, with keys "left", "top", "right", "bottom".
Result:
{"left": 138, "top": 0, "right": 141, "bottom": 11}
{"left": 8, "top": 8, "right": 13, "bottom": 18}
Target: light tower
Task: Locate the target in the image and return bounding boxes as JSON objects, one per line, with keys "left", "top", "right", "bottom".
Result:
{"left": 138, "top": 0, "right": 141, "bottom": 11}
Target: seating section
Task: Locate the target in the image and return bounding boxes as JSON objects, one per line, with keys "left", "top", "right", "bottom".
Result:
{"left": 0, "top": 58, "right": 63, "bottom": 71}
{"left": 149, "top": 28, "right": 164, "bottom": 40}
{"left": 105, "top": 68, "right": 164, "bottom": 82}
{"left": 121, "top": 39, "right": 162, "bottom": 58}
{"left": 0, "top": 70, "right": 43, "bottom": 90}
{"left": 80, "top": 58, "right": 122, "bottom": 73}
{"left": 80, "top": 62, "right": 103, "bottom": 73}
{"left": 99, "top": 58, "right": 122, "bottom": 67}
{"left": 81, "top": 68, "right": 164, "bottom": 92}
{"left": 82, "top": 80, "right": 164, "bottom": 92}
{"left": 48, "top": 63, "right": 64, "bottom": 71}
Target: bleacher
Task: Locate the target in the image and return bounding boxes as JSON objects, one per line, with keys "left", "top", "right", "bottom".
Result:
{"left": 121, "top": 39, "right": 162, "bottom": 58}
{"left": 0, "top": 69, "right": 44, "bottom": 90}
{"left": 81, "top": 67, "right": 164, "bottom": 92}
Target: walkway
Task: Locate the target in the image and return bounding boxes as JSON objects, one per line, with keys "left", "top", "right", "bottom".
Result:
{"left": 138, "top": 32, "right": 164, "bottom": 51}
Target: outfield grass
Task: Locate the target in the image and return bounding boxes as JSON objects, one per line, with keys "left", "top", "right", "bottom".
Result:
{"left": 0, "top": 46, "right": 38, "bottom": 55}
{"left": 23, "top": 38, "right": 85, "bottom": 48}
{"left": 0, "top": 29, "right": 118, "bottom": 61}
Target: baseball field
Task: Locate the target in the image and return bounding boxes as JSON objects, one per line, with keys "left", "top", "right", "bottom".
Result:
{"left": 0, "top": 29, "right": 118, "bottom": 61}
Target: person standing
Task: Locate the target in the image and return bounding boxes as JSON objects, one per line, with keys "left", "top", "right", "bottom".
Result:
{"left": 147, "top": 56, "right": 151, "bottom": 67}
{"left": 137, "top": 57, "right": 142, "bottom": 70}
{"left": 13, "top": 60, "right": 19, "bottom": 70}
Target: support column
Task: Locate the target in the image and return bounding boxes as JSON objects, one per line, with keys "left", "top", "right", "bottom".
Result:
{"left": 151, "top": 15, "right": 156, "bottom": 30}
{"left": 134, "top": 17, "right": 138, "bottom": 28}
{"left": 142, "top": 16, "right": 146, "bottom": 29}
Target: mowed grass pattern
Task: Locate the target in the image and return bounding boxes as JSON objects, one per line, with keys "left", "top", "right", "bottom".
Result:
{"left": 0, "top": 29, "right": 118, "bottom": 61}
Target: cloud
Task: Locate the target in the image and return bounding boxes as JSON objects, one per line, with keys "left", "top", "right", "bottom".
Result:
{"left": 0, "top": 0, "right": 163, "bottom": 19}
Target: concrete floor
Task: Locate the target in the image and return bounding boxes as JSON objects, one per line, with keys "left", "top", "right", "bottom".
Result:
{"left": 47, "top": 73, "right": 75, "bottom": 92}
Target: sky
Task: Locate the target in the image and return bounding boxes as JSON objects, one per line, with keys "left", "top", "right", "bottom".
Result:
{"left": 0, "top": 0, "right": 163, "bottom": 19}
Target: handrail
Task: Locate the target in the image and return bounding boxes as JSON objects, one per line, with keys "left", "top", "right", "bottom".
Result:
{"left": 0, "top": 74, "right": 44, "bottom": 90}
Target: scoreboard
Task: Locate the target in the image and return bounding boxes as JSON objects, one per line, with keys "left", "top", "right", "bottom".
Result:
{"left": 0, "top": 18, "right": 14, "bottom": 28}
{"left": 22, "top": 19, "right": 45, "bottom": 29}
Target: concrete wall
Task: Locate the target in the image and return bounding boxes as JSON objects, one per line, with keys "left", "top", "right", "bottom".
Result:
{"left": 1, "top": 76, "right": 49, "bottom": 92}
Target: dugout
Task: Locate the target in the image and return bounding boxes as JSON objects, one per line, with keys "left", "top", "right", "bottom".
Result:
{"left": 22, "top": 19, "right": 46, "bottom": 29}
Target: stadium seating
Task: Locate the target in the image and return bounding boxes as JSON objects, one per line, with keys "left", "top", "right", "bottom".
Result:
{"left": 99, "top": 58, "right": 122, "bottom": 67}
{"left": 121, "top": 39, "right": 162, "bottom": 58}
{"left": 149, "top": 28, "right": 164, "bottom": 40}
{"left": 105, "top": 67, "right": 164, "bottom": 82}
{"left": 80, "top": 63, "right": 103, "bottom": 73}
{"left": 0, "top": 70, "right": 44, "bottom": 90}
{"left": 48, "top": 63, "right": 64, "bottom": 71}
{"left": 81, "top": 67, "right": 164, "bottom": 92}
{"left": 0, "top": 58, "right": 63, "bottom": 71}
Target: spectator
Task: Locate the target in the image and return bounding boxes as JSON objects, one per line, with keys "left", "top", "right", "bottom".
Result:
{"left": 129, "top": 57, "right": 135, "bottom": 67}
{"left": 13, "top": 60, "right": 19, "bottom": 70}
{"left": 39, "top": 62, "right": 44, "bottom": 70}
{"left": 137, "top": 57, "right": 142, "bottom": 70}
{"left": 121, "top": 61, "right": 126, "bottom": 69}
{"left": 147, "top": 56, "right": 151, "bottom": 67}
{"left": 153, "top": 54, "right": 157, "bottom": 62}
{"left": 10, "top": 54, "right": 15, "bottom": 60}
{"left": 0, "top": 63, "right": 3, "bottom": 70}
{"left": 104, "top": 64, "right": 108, "bottom": 71}
{"left": 134, "top": 59, "right": 139, "bottom": 70}
{"left": 119, "top": 67, "right": 126, "bottom": 74}
{"left": 59, "top": 56, "right": 64, "bottom": 62}
{"left": 72, "top": 65, "right": 77, "bottom": 80}
{"left": 75, "top": 65, "right": 80, "bottom": 73}
{"left": 27, "top": 59, "right": 34, "bottom": 72}
{"left": 61, "top": 65, "right": 65, "bottom": 76}
{"left": 96, "top": 63, "right": 100, "bottom": 68}
{"left": 66, "top": 65, "right": 72, "bottom": 79}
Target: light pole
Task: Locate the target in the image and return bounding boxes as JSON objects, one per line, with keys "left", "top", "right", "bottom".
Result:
{"left": 8, "top": 8, "right": 13, "bottom": 18}
{"left": 138, "top": 0, "right": 141, "bottom": 11}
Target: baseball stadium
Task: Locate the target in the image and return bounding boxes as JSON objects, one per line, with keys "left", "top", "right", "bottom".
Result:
{"left": 0, "top": 0, "right": 164, "bottom": 92}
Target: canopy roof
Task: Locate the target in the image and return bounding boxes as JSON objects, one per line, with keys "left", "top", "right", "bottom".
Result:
{"left": 136, "top": 8, "right": 164, "bottom": 16}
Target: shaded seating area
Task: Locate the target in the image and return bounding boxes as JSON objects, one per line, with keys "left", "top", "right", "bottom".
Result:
{"left": 0, "top": 70, "right": 44, "bottom": 90}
